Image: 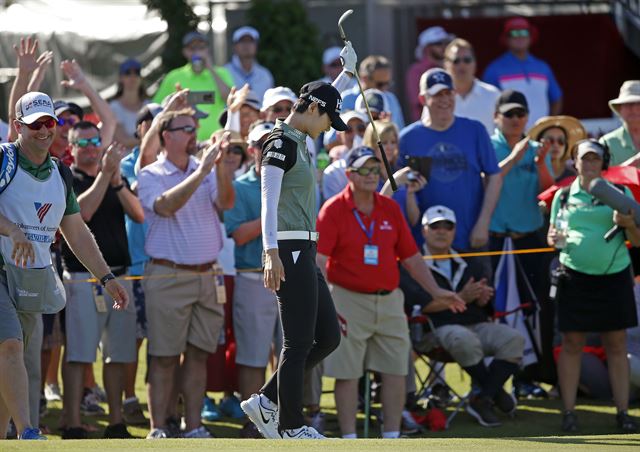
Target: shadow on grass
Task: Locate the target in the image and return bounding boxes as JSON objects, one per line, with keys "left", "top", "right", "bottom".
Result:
{"left": 515, "top": 436, "right": 640, "bottom": 447}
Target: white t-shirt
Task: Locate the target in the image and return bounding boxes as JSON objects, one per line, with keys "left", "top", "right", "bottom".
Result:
{"left": 109, "top": 99, "right": 148, "bottom": 139}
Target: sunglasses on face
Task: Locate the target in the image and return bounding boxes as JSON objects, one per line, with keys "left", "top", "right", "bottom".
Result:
{"left": 270, "top": 106, "right": 291, "bottom": 114}
{"left": 503, "top": 109, "right": 527, "bottom": 119}
{"left": 73, "top": 136, "right": 102, "bottom": 148}
{"left": 20, "top": 117, "right": 57, "bottom": 130}
{"left": 509, "top": 29, "right": 530, "bottom": 38}
{"left": 450, "top": 56, "right": 474, "bottom": 65}
{"left": 228, "top": 145, "right": 245, "bottom": 155}
{"left": 429, "top": 221, "right": 455, "bottom": 231}
{"left": 167, "top": 125, "right": 196, "bottom": 134}
{"left": 544, "top": 137, "right": 566, "bottom": 146}
{"left": 350, "top": 166, "right": 381, "bottom": 176}
{"left": 57, "top": 117, "right": 77, "bottom": 127}
{"left": 346, "top": 124, "right": 367, "bottom": 134}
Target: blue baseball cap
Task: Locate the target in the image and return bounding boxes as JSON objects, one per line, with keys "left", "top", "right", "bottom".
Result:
{"left": 346, "top": 146, "right": 380, "bottom": 169}
{"left": 119, "top": 58, "right": 141, "bottom": 75}
{"left": 419, "top": 68, "right": 454, "bottom": 96}
{"left": 182, "top": 31, "right": 209, "bottom": 47}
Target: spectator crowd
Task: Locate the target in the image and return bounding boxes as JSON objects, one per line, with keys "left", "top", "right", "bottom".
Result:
{"left": 1, "top": 16, "right": 640, "bottom": 441}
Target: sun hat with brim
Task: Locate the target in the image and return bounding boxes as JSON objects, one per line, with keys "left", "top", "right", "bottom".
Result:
{"left": 608, "top": 80, "right": 640, "bottom": 115}
{"left": 527, "top": 115, "right": 587, "bottom": 159}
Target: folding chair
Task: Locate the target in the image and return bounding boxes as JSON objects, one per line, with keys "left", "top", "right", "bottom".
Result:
{"left": 409, "top": 314, "right": 470, "bottom": 429}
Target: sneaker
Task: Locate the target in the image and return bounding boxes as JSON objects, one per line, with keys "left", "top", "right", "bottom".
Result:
{"left": 19, "top": 427, "right": 47, "bottom": 440}
{"left": 307, "top": 411, "right": 326, "bottom": 435}
{"left": 616, "top": 411, "right": 638, "bottom": 433}
{"left": 401, "top": 409, "right": 424, "bottom": 435}
{"left": 90, "top": 385, "right": 108, "bottom": 403}
{"left": 493, "top": 388, "right": 517, "bottom": 415}
{"left": 44, "top": 383, "right": 62, "bottom": 402}
{"left": 281, "top": 425, "right": 326, "bottom": 439}
{"left": 467, "top": 396, "right": 501, "bottom": 427}
{"left": 239, "top": 421, "right": 262, "bottom": 438}
{"left": 81, "top": 389, "right": 106, "bottom": 416}
{"left": 513, "top": 381, "right": 548, "bottom": 399}
{"left": 240, "top": 393, "right": 281, "bottom": 439}
{"left": 61, "top": 426, "right": 88, "bottom": 439}
{"left": 146, "top": 428, "right": 169, "bottom": 439}
{"left": 40, "top": 394, "right": 48, "bottom": 418}
{"left": 165, "top": 415, "right": 182, "bottom": 438}
{"left": 219, "top": 394, "right": 246, "bottom": 419}
{"left": 201, "top": 396, "right": 222, "bottom": 422}
{"left": 103, "top": 423, "right": 134, "bottom": 439}
{"left": 183, "top": 425, "right": 214, "bottom": 438}
{"left": 123, "top": 397, "right": 148, "bottom": 425}
{"left": 561, "top": 410, "right": 579, "bottom": 432}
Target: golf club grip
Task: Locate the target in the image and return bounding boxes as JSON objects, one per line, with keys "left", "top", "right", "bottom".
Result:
{"left": 377, "top": 140, "right": 398, "bottom": 192}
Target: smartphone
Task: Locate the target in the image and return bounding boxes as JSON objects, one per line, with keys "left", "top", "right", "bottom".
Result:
{"left": 407, "top": 156, "right": 431, "bottom": 180}
{"left": 187, "top": 90, "right": 215, "bottom": 105}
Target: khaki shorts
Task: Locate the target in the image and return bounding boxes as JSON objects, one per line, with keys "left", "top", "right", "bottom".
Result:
{"left": 0, "top": 272, "right": 38, "bottom": 347}
{"left": 143, "top": 262, "right": 224, "bottom": 356}
{"left": 324, "top": 285, "right": 410, "bottom": 379}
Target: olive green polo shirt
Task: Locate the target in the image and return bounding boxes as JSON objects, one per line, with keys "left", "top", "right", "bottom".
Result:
{"left": 550, "top": 178, "right": 632, "bottom": 275}
{"left": 601, "top": 126, "right": 638, "bottom": 166}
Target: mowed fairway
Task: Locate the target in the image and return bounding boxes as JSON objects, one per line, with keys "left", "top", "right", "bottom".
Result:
{"left": 17, "top": 347, "right": 640, "bottom": 450}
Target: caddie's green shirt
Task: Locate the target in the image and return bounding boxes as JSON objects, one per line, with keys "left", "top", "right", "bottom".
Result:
{"left": 601, "top": 125, "right": 638, "bottom": 166}
{"left": 550, "top": 178, "right": 632, "bottom": 275}
{"left": 261, "top": 120, "right": 316, "bottom": 232}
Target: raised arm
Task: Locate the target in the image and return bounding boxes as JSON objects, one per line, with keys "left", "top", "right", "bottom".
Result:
{"left": 8, "top": 37, "right": 41, "bottom": 141}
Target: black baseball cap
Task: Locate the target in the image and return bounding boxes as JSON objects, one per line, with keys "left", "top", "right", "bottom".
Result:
{"left": 346, "top": 146, "right": 380, "bottom": 169}
{"left": 53, "top": 100, "right": 84, "bottom": 119}
{"left": 496, "top": 90, "right": 529, "bottom": 114}
{"left": 299, "top": 81, "right": 348, "bottom": 131}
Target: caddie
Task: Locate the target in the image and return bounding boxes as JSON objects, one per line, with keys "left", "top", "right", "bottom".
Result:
{"left": 0, "top": 92, "right": 129, "bottom": 440}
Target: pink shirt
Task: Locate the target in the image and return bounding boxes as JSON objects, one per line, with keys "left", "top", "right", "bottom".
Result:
{"left": 405, "top": 58, "right": 438, "bottom": 122}
{"left": 138, "top": 154, "right": 222, "bottom": 265}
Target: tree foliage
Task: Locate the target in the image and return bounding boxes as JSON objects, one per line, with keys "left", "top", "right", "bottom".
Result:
{"left": 245, "top": 0, "right": 322, "bottom": 92}
{"left": 143, "top": 0, "right": 199, "bottom": 72}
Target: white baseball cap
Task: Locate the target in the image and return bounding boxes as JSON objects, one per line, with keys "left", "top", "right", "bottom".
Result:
{"left": 261, "top": 86, "right": 297, "bottom": 112}
{"left": 422, "top": 205, "right": 457, "bottom": 226}
{"left": 340, "top": 110, "right": 369, "bottom": 127}
{"left": 322, "top": 46, "right": 342, "bottom": 65}
{"left": 15, "top": 92, "right": 57, "bottom": 124}
{"left": 232, "top": 26, "right": 259, "bottom": 43}
{"left": 415, "top": 26, "right": 455, "bottom": 60}
{"left": 247, "top": 121, "right": 275, "bottom": 143}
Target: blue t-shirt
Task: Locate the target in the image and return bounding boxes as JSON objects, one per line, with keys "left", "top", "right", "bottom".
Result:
{"left": 224, "top": 167, "right": 262, "bottom": 269}
{"left": 120, "top": 147, "right": 149, "bottom": 276}
{"left": 489, "top": 131, "right": 551, "bottom": 234}
{"left": 399, "top": 117, "right": 500, "bottom": 250}
{"left": 482, "top": 52, "right": 562, "bottom": 127}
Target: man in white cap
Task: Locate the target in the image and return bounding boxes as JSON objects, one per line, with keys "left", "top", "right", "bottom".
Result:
{"left": 601, "top": 80, "right": 640, "bottom": 166}
{"left": 0, "top": 92, "right": 129, "bottom": 440}
{"left": 319, "top": 46, "right": 357, "bottom": 93}
{"left": 406, "top": 26, "right": 454, "bottom": 121}
{"left": 224, "top": 26, "right": 274, "bottom": 101}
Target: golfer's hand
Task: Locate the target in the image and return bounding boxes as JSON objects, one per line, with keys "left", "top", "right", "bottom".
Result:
{"left": 340, "top": 41, "right": 357, "bottom": 75}
{"left": 104, "top": 279, "right": 129, "bottom": 310}
{"left": 9, "top": 226, "right": 35, "bottom": 268}
{"left": 264, "top": 248, "right": 285, "bottom": 292}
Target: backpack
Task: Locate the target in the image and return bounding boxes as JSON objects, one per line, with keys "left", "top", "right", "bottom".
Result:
{"left": 0, "top": 143, "right": 74, "bottom": 198}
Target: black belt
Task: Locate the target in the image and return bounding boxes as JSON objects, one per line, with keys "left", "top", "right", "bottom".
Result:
{"left": 367, "top": 289, "right": 392, "bottom": 296}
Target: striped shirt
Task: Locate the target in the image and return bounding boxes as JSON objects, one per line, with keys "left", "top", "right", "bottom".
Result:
{"left": 138, "top": 154, "right": 222, "bottom": 265}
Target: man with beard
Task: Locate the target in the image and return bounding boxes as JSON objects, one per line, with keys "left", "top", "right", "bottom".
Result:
{"left": 137, "top": 109, "right": 234, "bottom": 439}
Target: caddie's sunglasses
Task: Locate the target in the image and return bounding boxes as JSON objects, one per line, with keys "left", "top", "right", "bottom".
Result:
{"left": 73, "top": 137, "right": 102, "bottom": 148}
{"left": 167, "top": 125, "right": 197, "bottom": 134}
{"left": 429, "top": 221, "right": 455, "bottom": 231}
{"left": 350, "top": 166, "right": 381, "bottom": 176}
{"left": 57, "top": 117, "right": 77, "bottom": 127}
{"left": 450, "top": 56, "right": 474, "bottom": 65}
{"left": 503, "top": 109, "right": 527, "bottom": 119}
{"left": 509, "top": 29, "right": 530, "bottom": 38}
{"left": 20, "top": 117, "right": 57, "bottom": 130}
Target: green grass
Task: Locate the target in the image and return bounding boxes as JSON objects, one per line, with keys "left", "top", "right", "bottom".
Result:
{"left": 20, "top": 348, "right": 640, "bottom": 450}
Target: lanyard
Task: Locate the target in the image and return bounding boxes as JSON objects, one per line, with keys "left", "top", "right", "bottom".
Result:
{"left": 353, "top": 209, "right": 375, "bottom": 244}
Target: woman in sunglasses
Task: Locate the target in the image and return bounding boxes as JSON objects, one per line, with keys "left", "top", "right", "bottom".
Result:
{"left": 109, "top": 59, "right": 148, "bottom": 150}
{"left": 528, "top": 116, "right": 587, "bottom": 182}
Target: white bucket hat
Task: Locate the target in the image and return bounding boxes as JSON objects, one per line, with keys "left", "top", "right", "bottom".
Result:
{"left": 608, "top": 80, "right": 640, "bottom": 115}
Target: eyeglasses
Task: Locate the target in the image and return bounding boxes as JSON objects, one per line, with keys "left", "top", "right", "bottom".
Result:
{"left": 350, "top": 166, "right": 381, "bottom": 176}
{"left": 167, "top": 125, "right": 197, "bottom": 134}
{"left": 509, "top": 29, "right": 530, "bottom": 38}
{"left": 270, "top": 106, "right": 291, "bottom": 114}
{"left": 20, "top": 117, "right": 57, "bottom": 130}
{"left": 543, "top": 137, "right": 566, "bottom": 146}
{"left": 73, "top": 137, "right": 102, "bottom": 148}
{"left": 228, "top": 145, "right": 245, "bottom": 155}
{"left": 57, "top": 117, "right": 77, "bottom": 127}
{"left": 345, "top": 124, "right": 367, "bottom": 134}
{"left": 429, "top": 221, "right": 455, "bottom": 231}
{"left": 502, "top": 109, "right": 527, "bottom": 119}
{"left": 449, "top": 56, "right": 474, "bottom": 65}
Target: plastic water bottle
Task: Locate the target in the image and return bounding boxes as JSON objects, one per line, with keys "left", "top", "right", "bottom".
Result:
{"left": 554, "top": 208, "right": 569, "bottom": 249}
{"left": 316, "top": 148, "right": 330, "bottom": 171}
{"left": 191, "top": 55, "right": 204, "bottom": 73}
{"left": 410, "top": 304, "right": 423, "bottom": 344}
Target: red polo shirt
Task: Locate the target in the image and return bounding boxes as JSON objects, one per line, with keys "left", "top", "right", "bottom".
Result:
{"left": 317, "top": 186, "right": 418, "bottom": 293}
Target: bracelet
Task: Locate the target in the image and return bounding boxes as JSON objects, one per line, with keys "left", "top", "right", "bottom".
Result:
{"left": 99, "top": 272, "right": 116, "bottom": 287}
{"left": 112, "top": 183, "right": 125, "bottom": 192}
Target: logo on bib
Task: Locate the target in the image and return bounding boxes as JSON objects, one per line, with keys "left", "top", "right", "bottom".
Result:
{"left": 34, "top": 202, "right": 52, "bottom": 223}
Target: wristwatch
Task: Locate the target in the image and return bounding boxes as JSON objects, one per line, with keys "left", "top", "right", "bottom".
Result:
{"left": 112, "top": 183, "right": 125, "bottom": 192}
{"left": 99, "top": 272, "right": 116, "bottom": 287}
